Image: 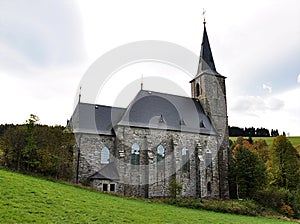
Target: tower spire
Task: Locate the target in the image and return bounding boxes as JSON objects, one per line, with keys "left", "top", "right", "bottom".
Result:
{"left": 196, "top": 16, "right": 219, "bottom": 76}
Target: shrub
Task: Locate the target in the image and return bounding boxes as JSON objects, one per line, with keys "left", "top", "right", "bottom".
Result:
{"left": 280, "top": 204, "right": 295, "bottom": 218}
{"left": 168, "top": 179, "right": 182, "bottom": 199}
{"left": 254, "top": 187, "right": 287, "bottom": 209}
{"left": 163, "top": 198, "right": 261, "bottom": 216}
{"left": 253, "top": 187, "right": 299, "bottom": 218}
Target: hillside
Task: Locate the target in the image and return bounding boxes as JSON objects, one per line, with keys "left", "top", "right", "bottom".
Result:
{"left": 0, "top": 170, "right": 296, "bottom": 223}
{"left": 230, "top": 136, "right": 300, "bottom": 149}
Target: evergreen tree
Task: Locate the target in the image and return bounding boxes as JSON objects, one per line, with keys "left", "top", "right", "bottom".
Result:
{"left": 268, "top": 135, "right": 300, "bottom": 191}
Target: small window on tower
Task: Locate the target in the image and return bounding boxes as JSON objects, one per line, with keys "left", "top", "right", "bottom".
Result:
{"left": 196, "top": 83, "right": 200, "bottom": 97}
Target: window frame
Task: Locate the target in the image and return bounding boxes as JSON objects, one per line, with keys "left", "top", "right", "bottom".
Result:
{"left": 131, "top": 143, "right": 140, "bottom": 166}
{"left": 181, "top": 147, "right": 190, "bottom": 172}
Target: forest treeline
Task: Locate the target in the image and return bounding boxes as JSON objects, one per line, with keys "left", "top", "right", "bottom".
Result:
{"left": 0, "top": 115, "right": 75, "bottom": 180}
{"left": 229, "top": 126, "right": 282, "bottom": 137}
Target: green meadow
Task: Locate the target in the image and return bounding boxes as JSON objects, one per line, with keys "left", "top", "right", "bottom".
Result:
{"left": 0, "top": 170, "right": 296, "bottom": 223}
{"left": 230, "top": 136, "right": 300, "bottom": 149}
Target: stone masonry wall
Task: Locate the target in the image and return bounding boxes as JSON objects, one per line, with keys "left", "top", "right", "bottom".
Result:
{"left": 75, "top": 133, "right": 115, "bottom": 183}
{"left": 114, "top": 126, "right": 220, "bottom": 198}
{"left": 75, "top": 127, "right": 221, "bottom": 198}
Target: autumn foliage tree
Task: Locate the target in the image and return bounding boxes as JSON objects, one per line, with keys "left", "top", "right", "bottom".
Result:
{"left": 230, "top": 144, "right": 267, "bottom": 199}
{"left": 229, "top": 136, "right": 300, "bottom": 217}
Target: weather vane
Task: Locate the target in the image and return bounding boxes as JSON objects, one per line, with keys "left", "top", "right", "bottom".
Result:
{"left": 202, "top": 8, "right": 206, "bottom": 24}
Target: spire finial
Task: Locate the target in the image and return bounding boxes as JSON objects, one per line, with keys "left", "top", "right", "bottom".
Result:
{"left": 79, "top": 86, "right": 82, "bottom": 103}
{"left": 202, "top": 8, "right": 206, "bottom": 25}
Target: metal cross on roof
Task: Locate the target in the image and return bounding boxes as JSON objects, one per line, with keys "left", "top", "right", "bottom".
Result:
{"left": 202, "top": 8, "right": 206, "bottom": 24}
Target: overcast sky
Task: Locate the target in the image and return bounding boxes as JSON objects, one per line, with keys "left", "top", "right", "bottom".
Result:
{"left": 1, "top": 0, "right": 300, "bottom": 136}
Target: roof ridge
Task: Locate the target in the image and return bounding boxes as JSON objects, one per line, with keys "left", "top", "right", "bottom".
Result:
{"left": 140, "top": 89, "right": 193, "bottom": 100}
{"left": 77, "top": 102, "right": 126, "bottom": 110}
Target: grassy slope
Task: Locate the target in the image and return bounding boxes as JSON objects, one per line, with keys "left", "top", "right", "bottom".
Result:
{"left": 0, "top": 170, "right": 295, "bottom": 224}
{"left": 230, "top": 136, "right": 300, "bottom": 148}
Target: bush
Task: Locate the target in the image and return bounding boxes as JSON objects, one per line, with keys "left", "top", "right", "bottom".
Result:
{"left": 254, "top": 187, "right": 287, "bottom": 209}
{"left": 163, "top": 198, "right": 262, "bottom": 216}
{"left": 168, "top": 179, "right": 182, "bottom": 199}
{"left": 280, "top": 204, "right": 295, "bottom": 218}
{"left": 253, "top": 187, "right": 299, "bottom": 218}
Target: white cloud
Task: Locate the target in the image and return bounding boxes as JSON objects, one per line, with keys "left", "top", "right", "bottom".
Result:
{"left": 0, "top": 65, "right": 84, "bottom": 126}
{"left": 262, "top": 83, "right": 272, "bottom": 93}
{"left": 297, "top": 74, "right": 300, "bottom": 83}
{"left": 267, "top": 97, "right": 284, "bottom": 110}
{"left": 228, "top": 88, "right": 300, "bottom": 136}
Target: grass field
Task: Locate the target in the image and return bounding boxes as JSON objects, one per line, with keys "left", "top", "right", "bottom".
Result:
{"left": 230, "top": 136, "right": 300, "bottom": 148}
{"left": 0, "top": 170, "right": 296, "bottom": 223}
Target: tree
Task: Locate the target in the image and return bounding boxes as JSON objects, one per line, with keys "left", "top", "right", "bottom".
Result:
{"left": 252, "top": 139, "right": 270, "bottom": 163}
{"left": 231, "top": 145, "right": 267, "bottom": 199}
{"left": 268, "top": 135, "right": 300, "bottom": 191}
{"left": 0, "top": 125, "right": 27, "bottom": 171}
{"left": 0, "top": 115, "right": 75, "bottom": 180}
{"left": 24, "top": 114, "right": 40, "bottom": 172}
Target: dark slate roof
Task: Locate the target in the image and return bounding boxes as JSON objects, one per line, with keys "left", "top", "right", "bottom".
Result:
{"left": 89, "top": 162, "right": 120, "bottom": 180}
{"left": 70, "top": 103, "right": 126, "bottom": 135}
{"left": 118, "top": 90, "right": 217, "bottom": 135}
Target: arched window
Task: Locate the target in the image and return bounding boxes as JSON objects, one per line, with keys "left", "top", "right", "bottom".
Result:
{"left": 181, "top": 148, "right": 190, "bottom": 172}
{"left": 205, "top": 148, "right": 212, "bottom": 167}
{"left": 101, "top": 147, "right": 110, "bottom": 164}
{"left": 157, "top": 145, "right": 165, "bottom": 168}
{"left": 131, "top": 143, "right": 140, "bottom": 165}
{"left": 196, "top": 83, "right": 200, "bottom": 97}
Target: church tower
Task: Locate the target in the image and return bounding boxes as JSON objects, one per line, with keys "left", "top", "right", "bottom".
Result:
{"left": 190, "top": 20, "right": 229, "bottom": 199}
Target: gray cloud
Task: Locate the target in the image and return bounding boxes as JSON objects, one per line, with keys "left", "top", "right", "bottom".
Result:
{"left": 0, "top": 0, "right": 85, "bottom": 72}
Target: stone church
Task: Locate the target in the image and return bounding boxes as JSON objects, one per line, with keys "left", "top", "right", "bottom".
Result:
{"left": 70, "top": 21, "right": 229, "bottom": 199}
